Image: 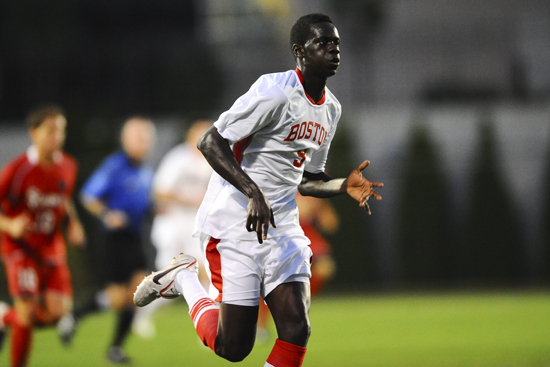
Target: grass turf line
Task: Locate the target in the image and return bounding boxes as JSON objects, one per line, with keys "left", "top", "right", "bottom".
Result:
{"left": 1, "top": 290, "right": 549, "bottom": 366}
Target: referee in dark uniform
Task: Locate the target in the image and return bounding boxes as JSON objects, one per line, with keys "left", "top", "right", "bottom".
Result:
{"left": 78, "top": 117, "right": 156, "bottom": 364}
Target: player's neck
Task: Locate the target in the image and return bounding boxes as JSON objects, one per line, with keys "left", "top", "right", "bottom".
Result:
{"left": 303, "top": 81, "right": 326, "bottom": 103}
{"left": 297, "top": 68, "right": 327, "bottom": 103}
{"left": 37, "top": 149, "right": 58, "bottom": 166}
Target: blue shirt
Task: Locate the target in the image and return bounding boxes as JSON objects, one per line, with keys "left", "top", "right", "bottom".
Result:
{"left": 81, "top": 152, "right": 154, "bottom": 233}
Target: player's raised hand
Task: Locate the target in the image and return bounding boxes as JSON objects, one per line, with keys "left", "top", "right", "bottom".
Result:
{"left": 346, "top": 160, "right": 383, "bottom": 215}
{"left": 246, "top": 192, "right": 276, "bottom": 244}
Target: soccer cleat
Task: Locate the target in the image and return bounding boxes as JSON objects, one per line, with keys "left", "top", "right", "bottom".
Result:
{"left": 57, "top": 313, "right": 77, "bottom": 347}
{"left": 0, "top": 301, "right": 8, "bottom": 352}
{"left": 106, "top": 346, "right": 130, "bottom": 364}
{"left": 133, "top": 253, "right": 198, "bottom": 307}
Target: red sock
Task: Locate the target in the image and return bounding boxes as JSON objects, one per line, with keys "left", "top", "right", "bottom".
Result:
{"left": 266, "top": 339, "right": 307, "bottom": 367}
{"left": 11, "top": 321, "right": 32, "bottom": 367}
{"left": 189, "top": 298, "right": 219, "bottom": 352}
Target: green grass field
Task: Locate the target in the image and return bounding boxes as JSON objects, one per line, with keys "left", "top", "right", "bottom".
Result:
{"left": 2, "top": 290, "right": 549, "bottom": 366}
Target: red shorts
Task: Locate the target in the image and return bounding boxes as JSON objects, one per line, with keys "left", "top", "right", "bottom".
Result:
{"left": 2, "top": 250, "right": 72, "bottom": 298}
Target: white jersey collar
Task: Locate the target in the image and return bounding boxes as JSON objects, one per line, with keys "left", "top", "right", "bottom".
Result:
{"left": 27, "top": 145, "right": 63, "bottom": 165}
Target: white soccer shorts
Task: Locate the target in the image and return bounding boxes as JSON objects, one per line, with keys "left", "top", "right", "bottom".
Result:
{"left": 199, "top": 233, "right": 312, "bottom": 306}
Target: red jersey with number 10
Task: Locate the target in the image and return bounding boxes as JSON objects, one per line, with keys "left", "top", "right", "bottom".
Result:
{"left": 0, "top": 146, "right": 78, "bottom": 262}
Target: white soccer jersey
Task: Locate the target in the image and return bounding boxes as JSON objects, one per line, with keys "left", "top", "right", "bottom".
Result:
{"left": 153, "top": 143, "right": 212, "bottom": 220}
{"left": 152, "top": 143, "right": 212, "bottom": 254}
{"left": 194, "top": 69, "right": 342, "bottom": 241}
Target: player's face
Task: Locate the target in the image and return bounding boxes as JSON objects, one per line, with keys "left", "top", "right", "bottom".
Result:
{"left": 302, "top": 22, "right": 340, "bottom": 77}
{"left": 30, "top": 115, "right": 67, "bottom": 158}
{"left": 121, "top": 119, "right": 155, "bottom": 161}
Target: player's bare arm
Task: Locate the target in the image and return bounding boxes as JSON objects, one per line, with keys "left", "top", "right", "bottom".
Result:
{"left": 299, "top": 160, "right": 383, "bottom": 215}
{"left": 80, "top": 195, "right": 128, "bottom": 229}
{"left": 65, "top": 199, "right": 86, "bottom": 246}
{"left": 0, "top": 212, "right": 31, "bottom": 239}
{"left": 197, "top": 126, "right": 276, "bottom": 243}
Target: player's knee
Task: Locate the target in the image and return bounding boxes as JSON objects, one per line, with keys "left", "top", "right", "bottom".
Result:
{"left": 215, "top": 339, "right": 253, "bottom": 362}
{"left": 15, "top": 309, "right": 34, "bottom": 327}
{"left": 215, "top": 346, "right": 252, "bottom": 362}
{"left": 279, "top": 317, "right": 311, "bottom": 345}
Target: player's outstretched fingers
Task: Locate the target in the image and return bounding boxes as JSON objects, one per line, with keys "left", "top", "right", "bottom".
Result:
{"left": 363, "top": 199, "right": 371, "bottom": 215}
{"left": 371, "top": 190, "right": 383, "bottom": 201}
{"left": 370, "top": 181, "right": 384, "bottom": 189}
{"left": 357, "top": 160, "right": 370, "bottom": 174}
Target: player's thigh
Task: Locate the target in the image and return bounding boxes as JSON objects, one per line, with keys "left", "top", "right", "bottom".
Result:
{"left": 265, "top": 281, "right": 311, "bottom": 346}
{"left": 44, "top": 262, "right": 73, "bottom": 310}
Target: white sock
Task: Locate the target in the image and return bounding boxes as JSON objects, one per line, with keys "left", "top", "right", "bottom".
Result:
{"left": 175, "top": 269, "right": 211, "bottom": 311}
{"left": 134, "top": 296, "right": 170, "bottom": 322}
{"left": 95, "top": 290, "right": 110, "bottom": 310}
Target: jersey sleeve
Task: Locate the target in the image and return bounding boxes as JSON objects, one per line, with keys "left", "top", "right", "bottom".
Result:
{"left": 214, "top": 75, "right": 288, "bottom": 143}
{"left": 304, "top": 137, "right": 333, "bottom": 174}
{"left": 80, "top": 156, "right": 117, "bottom": 200}
{"left": 64, "top": 156, "right": 79, "bottom": 196}
{"left": 0, "top": 160, "right": 18, "bottom": 208}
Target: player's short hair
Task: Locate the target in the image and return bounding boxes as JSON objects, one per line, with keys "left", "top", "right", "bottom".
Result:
{"left": 290, "top": 13, "right": 333, "bottom": 50}
{"left": 26, "top": 104, "right": 65, "bottom": 129}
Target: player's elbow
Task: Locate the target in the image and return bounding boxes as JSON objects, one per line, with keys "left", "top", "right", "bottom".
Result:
{"left": 196, "top": 125, "right": 217, "bottom": 154}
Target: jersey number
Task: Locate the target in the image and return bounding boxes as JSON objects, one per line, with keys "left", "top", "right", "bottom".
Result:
{"left": 36, "top": 210, "right": 55, "bottom": 234}
{"left": 293, "top": 150, "right": 306, "bottom": 168}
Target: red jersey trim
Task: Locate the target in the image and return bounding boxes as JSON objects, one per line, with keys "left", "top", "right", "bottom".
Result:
{"left": 295, "top": 68, "right": 326, "bottom": 105}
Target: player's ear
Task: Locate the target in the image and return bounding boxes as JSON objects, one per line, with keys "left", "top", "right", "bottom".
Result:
{"left": 292, "top": 44, "right": 304, "bottom": 59}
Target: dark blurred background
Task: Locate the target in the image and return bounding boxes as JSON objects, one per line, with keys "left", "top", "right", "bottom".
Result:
{"left": 1, "top": 0, "right": 550, "bottom": 301}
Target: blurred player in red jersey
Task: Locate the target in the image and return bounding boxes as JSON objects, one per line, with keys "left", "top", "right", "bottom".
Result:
{"left": 295, "top": 193, "right": 338, "bottom": 295}
{"left": 0, "top": 105, "right": 86, "bottom": 367}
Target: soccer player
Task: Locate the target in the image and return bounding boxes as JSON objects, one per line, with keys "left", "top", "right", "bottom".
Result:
{"left": 132, "top": 119, "right": 212, "bottom": 338}
{"left": 0, "top": 105, "right": 86, "bottom": 367}
{"left": 134, "top": 13, "right": 383, "bottom": 367}
{"left": 77, "top": 117, "right": 155, "bottom": 364}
